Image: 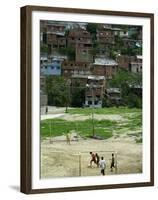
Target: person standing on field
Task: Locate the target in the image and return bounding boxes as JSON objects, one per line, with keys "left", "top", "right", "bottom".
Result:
{"left": 110, "top": 153, "right": 115, "bottom": 172}
{"left": 89, "top": 152, "right": 97, "bottom": 167}
{"left": 95, "top": 153, "right": 100, "bottom": 167}
{"left": 99, "top": 156, "right": 106, "bottom": 175}
{"left": 66, "top": 132, "right": 71, "bottom": 145}
{"left": 45, "top": 106, "right": 48, "bottom": 115}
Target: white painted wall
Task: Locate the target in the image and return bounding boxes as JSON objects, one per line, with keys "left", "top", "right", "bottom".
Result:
{"left": 0, "top": 0, "right": 157, "bottom": 199}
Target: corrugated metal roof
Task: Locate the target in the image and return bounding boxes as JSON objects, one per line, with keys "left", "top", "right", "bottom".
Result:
{"left": 94, "top": 58, "right": 118, "bottom": 66}
{"left": 136, "top": 55, "right": 143, "bottom": 59}
{"left": 106, "top": 88, "right": 121, "bottom": 93}
{"left": 88, "top": 75, "right": 105, "bottom": 80}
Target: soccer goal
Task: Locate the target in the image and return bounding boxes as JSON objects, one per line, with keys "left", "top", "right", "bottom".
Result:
{"left": 41, "top": 150, "right": 118, "bottom": 178}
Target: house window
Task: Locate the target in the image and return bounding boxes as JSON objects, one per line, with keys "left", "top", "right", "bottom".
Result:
{"left": 82, "top": 50, "right": 86, "bottom": 54}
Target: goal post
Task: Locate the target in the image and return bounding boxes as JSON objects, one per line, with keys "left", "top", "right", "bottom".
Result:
{"left": 41, "top": 150, "right": 118, "bottom": 178}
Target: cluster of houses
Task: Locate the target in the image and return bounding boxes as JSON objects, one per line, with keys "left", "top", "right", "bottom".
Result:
{"left": 40, "top": 21, "right": 142, "bottom": 108}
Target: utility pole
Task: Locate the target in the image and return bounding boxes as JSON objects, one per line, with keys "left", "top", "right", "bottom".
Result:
{"left": 86, "top": 82, "right": 95, "bottom": 137}
{"left": 91, "top": 85, "right": 95, "bottom": 137}
{"left": 65, "top": 79, "right": 71, "bottom": 113}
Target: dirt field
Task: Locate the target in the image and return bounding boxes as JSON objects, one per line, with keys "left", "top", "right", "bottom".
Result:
{"left": 41, "top": 130, "right": 142, "bottom": 178}
{"left": 41, "top": 107, "right": 142, "bottom": 178}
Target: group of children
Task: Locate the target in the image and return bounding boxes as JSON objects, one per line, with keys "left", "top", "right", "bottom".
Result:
{"left": 89, "top": 152, "right": 115, "bottom": 175}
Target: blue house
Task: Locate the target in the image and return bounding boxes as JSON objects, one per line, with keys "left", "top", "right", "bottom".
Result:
{"left": 41, "top": 58, "right": 62, "bottom": 76}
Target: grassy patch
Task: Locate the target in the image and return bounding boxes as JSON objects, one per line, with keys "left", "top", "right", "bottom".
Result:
{"left": 68, "top": 107, "right": 141, "bottom": 115}
{"left": 135, "top": 138, "right": 142, "bottom": 143}
{"left": 41, "top": 107, "right": 142, "bottom": 142}
{"left": 115, "top": 112, "right": 142, "bottom": 134}
{"left": 41, "top": 119, "right": 117, "bottom": 139}
{"left": 121, "top": 113, "right": 142, "bottom": 131}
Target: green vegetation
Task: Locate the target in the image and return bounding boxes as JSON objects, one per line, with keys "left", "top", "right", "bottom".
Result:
{"left": 41, "top": 107, "right": 142, "bottom": 142}
{"left": 68, "top": 107, "right": 141, "bottom": 115}
{"left": 117, "top": 119, "right": 142, "bottom": 132}
{"left": 86, "top": 23, "right": 98, "bottom": 36}
{"left": 45, "top": 76, "right": 68, "bottom": 106}
{"left": 109, "top": 69, "right": 142, "bottom": 108}
{"left": 44, "top": 69, "right": 142, "bottom": 108}
{"left": 41, "top": 118, "right": 115, "bottom": 139}
{"left": 45, "top": 77, "right": 86, "bottom": 108}
{"left": 40, "top": 44, "right": 49, "bottom": 54}
{"left": 135, "top": 138, "right": 142, "bottom": 143}
{"left": 58, "top": 47, "right": 75, "bottom": 60}
{"left": 70, "top": 80, "right": 86, "bottom": 107}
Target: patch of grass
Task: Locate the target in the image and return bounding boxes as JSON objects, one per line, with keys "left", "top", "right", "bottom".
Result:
{"left": 118, "top": 113, "right": 142, "bottom": 131}
{"left": 68, "top": 107, "right": 141, "bottom": 115}
{"left": 127, "top": 132, "right": 142, "bottom": 137}
{"left": 41, "top": 107, "right": 142, "bottom": 142}
{"left": 135, "top": 138, "right": 142, "bottom": 143}
{"left": 40, "top": 119, "right": 117, "bottom": 139}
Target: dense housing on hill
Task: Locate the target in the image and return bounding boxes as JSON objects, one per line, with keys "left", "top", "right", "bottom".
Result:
{"left": 40, "top": 21, "right": 142, "bottom": 108}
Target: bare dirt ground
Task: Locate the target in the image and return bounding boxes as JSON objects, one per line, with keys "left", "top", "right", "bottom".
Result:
{"left": 41, "top": 110, "right": 142, "bottom": 178}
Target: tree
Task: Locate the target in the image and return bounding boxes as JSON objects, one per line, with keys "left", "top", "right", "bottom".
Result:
{"left": 86, "top": 23, "right": 98, "bottom": 42}
{"left": 86, "top": 23, "right": 98, "bottom": 35}
{"left": 40, "top": 44, "right": 49, "bottom": 54}
{"left": 45, "top": 76, "right": 68, "bottom": 106}
{"left": 71, "top": 81, "right": 85, "bottom": 107}
{"left": 58, "top": 47, "right": 75, "bottom": 61}
{"left": 109, "top": 69, "right": 142, "bottom": 108}
{"left": 66, "top": 47, "right": 76, "bottom": 60}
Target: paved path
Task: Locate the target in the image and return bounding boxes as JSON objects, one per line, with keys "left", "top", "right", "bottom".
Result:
{"left": 41, "top": 113, "right": 64, "bottom": 120}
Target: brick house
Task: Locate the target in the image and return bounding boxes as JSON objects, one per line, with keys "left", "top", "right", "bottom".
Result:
{"left": 85, "top": 75, "right": 106, "bottom": 108}
{"left": 92, "top": 58, "right": 118, "bottom": 79}
{"left": 96, "top": 26, "right": 115, "bottom": 57}
{"left": 117, "top": 55, "right": 142, "bottom": 72}
{"left": 61, "top": 61, "right": 91, "bottom": 79}
{"left": 75, "top": 43, "right": 93, "bottom": 63}
{"left": 117, "top": 55, "right": 136, "bottom": 70}
{"left": 67, "top": 30, "right": 92, "bottom": 47}
{"left": 105, "top": 88, "right": 121, "bottom": 105}
{"left": 96, "top": 30, "right": 115, "bottom": 45}
{"left": 70, "top": 75, "right": 106, "bottom": 108}
{"left": 67, "top": 30, "right": 93, "bottom": 62}
{"left": 40, "top": 21, "right": 67, "bottom": 54}
{"left": 129, "top": 55, "right": 142, "bottom": 73}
